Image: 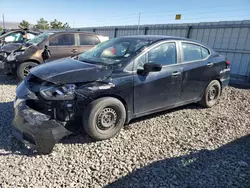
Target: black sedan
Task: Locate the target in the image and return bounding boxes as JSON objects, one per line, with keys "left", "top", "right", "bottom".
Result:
{"left": 13, "top": 35, "right": 230, "bottom": 154}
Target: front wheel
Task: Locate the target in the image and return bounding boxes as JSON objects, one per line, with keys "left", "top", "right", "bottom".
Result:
{"left": 17, "top": 61, "right": 38, "bottom": 80}
{"left": 199, "top": 80, "right": 221, "bottom": 108}
{"left": 83, "top": 97, "right": 126, "bottom": 140}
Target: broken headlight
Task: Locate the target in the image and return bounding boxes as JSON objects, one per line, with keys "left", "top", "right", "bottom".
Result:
{"left": 7, "top": 51, "right": 24, "bottom": 61}
{"left": 40, "top": 84, "right": 76, "bottom": 100}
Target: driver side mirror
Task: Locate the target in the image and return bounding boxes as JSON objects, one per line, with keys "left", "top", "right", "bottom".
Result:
{"left": 144, "top": 63, "right": 162, "bottom": 72}
{"left": 137, "top": 63, "right": 162, "bottom": 75}
{"left": 42, "top": 45, "right": 51, "bottom": 61}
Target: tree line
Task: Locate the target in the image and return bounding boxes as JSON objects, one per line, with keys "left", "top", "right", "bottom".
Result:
{"left": 18, "top": 18, "right": 70, "bottom": 30}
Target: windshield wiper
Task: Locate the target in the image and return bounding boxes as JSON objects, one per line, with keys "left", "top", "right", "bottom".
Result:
{"left": 78, "top": 58, "right": 104, "bottom": 65}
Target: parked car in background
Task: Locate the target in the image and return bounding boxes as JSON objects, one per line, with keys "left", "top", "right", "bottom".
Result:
{"left": 13, "top": 35, "right": 230, "bottom": 154}
{"left": 0, "top": 29, "right": 40, "bottom": 46}
{"left": 2, "top": 31, "right": 109, "bottom": 79}
{"left": 0, "top": 29, "right": 41, "bottom": 68}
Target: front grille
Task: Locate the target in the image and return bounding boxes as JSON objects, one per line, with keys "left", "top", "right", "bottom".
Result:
{"left": 26, "top": 100, "right": 53, "bottom": 116}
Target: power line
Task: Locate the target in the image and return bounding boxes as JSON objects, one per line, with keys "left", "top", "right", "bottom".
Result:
{"left": 114, "top": 4, "right": 249, "bottom": 17}
{"left": 79, "top": 9, "right": 250, "bottom": 26}
{"left": 142, "top": 13, "right": 250, "bottom": 24}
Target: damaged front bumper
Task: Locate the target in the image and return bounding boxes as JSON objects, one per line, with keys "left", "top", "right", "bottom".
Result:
{"left": 12, "top": 98, "right": 72, "bottom": 154}
{"left": 1, "top": 59, "right": 17, "bottom": 74}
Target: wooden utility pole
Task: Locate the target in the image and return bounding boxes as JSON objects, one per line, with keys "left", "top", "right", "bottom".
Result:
{"left": 2, "top": 14, "right": 5, "bottom": 29}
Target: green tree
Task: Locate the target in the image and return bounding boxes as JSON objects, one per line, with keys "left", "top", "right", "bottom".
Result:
{"left": 0, "top": 26, "right": 2, "bottom": 31}
{"left": 63, "top": 23, "right": 70, "bottom": 29}
{"left": 35, "top": 18, "right": 49, "bottom": 29}
{"left": 18, "top": 20, "right": 30, "bottom": 29}
{"left": 50, "top": 19, "right": 70, "bottom": 29}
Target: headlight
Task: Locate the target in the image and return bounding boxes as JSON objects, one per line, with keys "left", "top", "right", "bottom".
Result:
{"left": 7, "top": 53, "right": 16, "bottom": 61}
{"left": 7, "top": 51, "right": 24, "bottom": 61}
{"left": 40, "top": 84, "right": 76, "bottom": 100}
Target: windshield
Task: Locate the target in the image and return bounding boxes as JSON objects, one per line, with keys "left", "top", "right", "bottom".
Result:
{"left": 27, "top": 32, "right": 54, "bottom": 45}
{"left": 78, "top": 37, "right": 153, "bottom": 65}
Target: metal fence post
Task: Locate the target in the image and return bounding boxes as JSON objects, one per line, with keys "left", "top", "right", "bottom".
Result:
{"left": 144, "top": 27, "right": 148, "bottom": 35}
{"left": 186, "top": 26, "right": 192, "bottom": 38}
{"left": 114, "top": 28, "right": 118, "bottom": 38}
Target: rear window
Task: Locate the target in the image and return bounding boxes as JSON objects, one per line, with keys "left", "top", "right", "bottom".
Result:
{"left": 79, "top": 35, "right": 100, "bottom": 45}
{"left": 49, "top": 34, "right": 75, "bottom": 46}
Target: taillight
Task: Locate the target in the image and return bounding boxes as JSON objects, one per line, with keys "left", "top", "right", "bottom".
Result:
{"left": 226, "top": 60, "right": 230, "bottom": 68}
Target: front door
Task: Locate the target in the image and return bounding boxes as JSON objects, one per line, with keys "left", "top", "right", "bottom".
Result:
{"left": 47, "top": 33, "right": 77, "bottom": 62}
{"left": 133, "top": 41, "right": 183, "bottom": 115}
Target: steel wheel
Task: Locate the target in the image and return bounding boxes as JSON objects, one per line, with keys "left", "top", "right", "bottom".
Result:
{"left": 83, "top": 97, "right": 126, "bottom": 140}
{"left": 207, "top": 85, "right": 219, "bottom": 103}
{"left": 23, "top": 65, "right": 35, "bottom": 77}
{"left": 199, "top": 80, "right": 221, "bottom": 108}
{"left": 97, "top": 107, "right": 118, "bottom": 130}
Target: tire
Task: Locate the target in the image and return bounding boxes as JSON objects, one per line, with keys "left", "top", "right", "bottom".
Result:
{"left": 17, "top": 61, "right": 38, "bottom": 80}
{"left": 83, "top": 97, "right": 126, "bottom": 140}
{"left": 199, "top": 80, "right": 221, "bottom": 108}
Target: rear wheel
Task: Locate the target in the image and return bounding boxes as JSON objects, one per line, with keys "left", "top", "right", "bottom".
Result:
{"left": 17, "top": 61, "right": 38, "bottom": 80}
{"left": 83, "top": 97, "right": 126, "bottom": 140}
{"left": 199, "top": 80, "right": 221, "bottom": 108}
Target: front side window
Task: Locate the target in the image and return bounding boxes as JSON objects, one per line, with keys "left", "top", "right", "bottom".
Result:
{"left": 137, "top": 42, "right": 176, "bottom": 68}
{"left": 79, "top": 35, "right": 100, "bottom": 45}
{"left": 49, "top": 34, "right": 75, "bottom": 46}
{"left": 182, "top": 43, "right": 203, "bottom": 62}
{"left": 148, "top": 42, "right": 176, "bottom": 66}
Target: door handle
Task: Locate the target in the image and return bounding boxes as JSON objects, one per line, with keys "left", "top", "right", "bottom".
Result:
{"left": 207, "top": 62, "right": 214, "bottom": 67}
{"left": 171, "top": 71, "right": 181, "bottom": 76}
{"left": 71, "top": 49, "right": 78, "bottom": 53}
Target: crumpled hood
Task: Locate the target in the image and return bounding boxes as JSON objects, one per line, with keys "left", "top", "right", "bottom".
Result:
{"left": 0, "top": 43, "right": 23, "bottom": 53}
{"left": 1, "top": 42, "right": 34, "bottom": 54}
{"left": 30, "top": 58, "right": 113, "bottom": 84}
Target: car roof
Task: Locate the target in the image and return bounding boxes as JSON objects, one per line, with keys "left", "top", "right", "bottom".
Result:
{"left": 0, "top": 29, "right": 40, "bottom": 38}
{"left": 48, "top": 30, "right": 97, "bottom": 34}
{"left": 46, "top": 30, "right": 108, "bottom": 37}
{"left": 119, "top": 35, "right": 211, "bottom": 48}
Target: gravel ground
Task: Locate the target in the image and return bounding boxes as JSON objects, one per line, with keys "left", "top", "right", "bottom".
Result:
{"left": 0, "top": 72, "right": 250, "bottom": 188}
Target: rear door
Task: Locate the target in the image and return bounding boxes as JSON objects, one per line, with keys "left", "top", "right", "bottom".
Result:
{"left": 179, "top": 41, "right": 216, "bottom": 102}
{"left": 47, "top": 33, "right": 77, "bottom": 61}
{"left": 77, "top": 34, "right": 100, "bottom": 53}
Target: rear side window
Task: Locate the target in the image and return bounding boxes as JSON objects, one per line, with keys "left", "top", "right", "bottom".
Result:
{"left": 182, "top": 43, "right": 202, "bottom": 62}
{"left": 49, "top": 34, "right": 75, "bottom": 46}
{"left": 79, "top": 35, "right": 100, "bottom": 45}
{"left": 201, "top": 46, "right": 210, "bottom": 59}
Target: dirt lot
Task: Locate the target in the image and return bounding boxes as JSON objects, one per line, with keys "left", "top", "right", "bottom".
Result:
{"left": 0, "top": 72, "right": 249, "bottom": 188}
